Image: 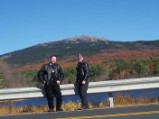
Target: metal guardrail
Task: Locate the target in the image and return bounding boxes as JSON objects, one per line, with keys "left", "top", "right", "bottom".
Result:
{"left": 0, "top": 77, "right": 159, "bottom": 107}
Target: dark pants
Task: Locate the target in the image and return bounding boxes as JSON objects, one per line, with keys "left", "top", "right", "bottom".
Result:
{"left": 76, "top": 81, "right": 88, "bottom": 108}
{"left": 45, "top": 81, "right": 62, "bottom": 110}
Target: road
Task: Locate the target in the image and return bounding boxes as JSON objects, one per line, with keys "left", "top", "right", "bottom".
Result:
{"left": 1, "top": 104, "right": 159, "bottom": 119}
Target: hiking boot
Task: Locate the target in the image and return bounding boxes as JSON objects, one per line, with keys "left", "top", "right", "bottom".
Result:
{"left": 78, "top": 106, "right": 89, "bottom": 110}
{"left": 48, "top": 109, "right": 54, "bottom": 112}
{"left": 56, "top": 108, "right": 63, "bottom": 112}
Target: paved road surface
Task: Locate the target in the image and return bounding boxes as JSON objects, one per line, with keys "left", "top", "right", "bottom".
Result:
{"left": 1, "top": 104, "right": 159, "bottom": 119}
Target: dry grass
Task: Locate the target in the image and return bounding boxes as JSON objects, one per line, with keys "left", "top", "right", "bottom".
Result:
{"left": 0, "top": 105, "right": 49, "bottom": 115}
{"left": 114, "top": 93, "right": 158, "bottom": 106}
{"left": 62, "top": 101, "right": 81, "bottom": 111}
{"left": 0, "top": 94, "right": 158, "bottom": 115}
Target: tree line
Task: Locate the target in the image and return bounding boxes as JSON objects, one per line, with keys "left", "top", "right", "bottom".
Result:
{"left": 0, "top": 58, "right": 159, "bottom": 88}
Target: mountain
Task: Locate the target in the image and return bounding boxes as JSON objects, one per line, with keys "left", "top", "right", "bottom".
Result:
{"left": 1, "top": 35, "right": 159, "bottom": 65}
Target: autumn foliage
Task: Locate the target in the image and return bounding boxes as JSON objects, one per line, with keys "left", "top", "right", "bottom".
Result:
{"left": 1, "top": 49, "right": 159, "bottom": 88}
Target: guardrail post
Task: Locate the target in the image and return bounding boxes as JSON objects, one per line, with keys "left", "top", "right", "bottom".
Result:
{"left": 108, "top": 93, "right": 114, "bottom": 108}
{"left": 8, "top": 100, "right": 13, "bottom": 113}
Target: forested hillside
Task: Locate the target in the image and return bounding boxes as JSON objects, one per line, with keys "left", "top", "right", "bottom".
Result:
{"left": 1, "top": 35, "right": 159, "bottom": 65}
{"left": 1, "top": 35, "right": 159, "bottom": 88}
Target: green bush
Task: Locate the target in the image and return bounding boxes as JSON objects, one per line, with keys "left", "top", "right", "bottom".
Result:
{"left": 21, "top": 70, "right": 38, "bottom": 78}
{"left": 114, "top": 59, "right": 131, "bottom": 73}
{"left": 109, "top": 59, "right": 150, "bottom": 79}
{"left": 63, "top": 67, "right": 76, "bottom": 84}
{"left": 0, "top": 60, "right": 10, "bottom": 88}
{"left": 133, "top": 61, "right": 148, "bottom": 74}
{"left": 89, "top": 64, "right": 106, "bottom": 77}
{"left": 153, "top": 63, "right": 159, "bottom": 75}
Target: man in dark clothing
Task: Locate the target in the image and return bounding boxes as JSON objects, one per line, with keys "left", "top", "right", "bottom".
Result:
{"left": 75, "top": 54, "right": 89, "bottom": 109}
{"left": 38, "top": 55, "right": 64, "bottom": 112}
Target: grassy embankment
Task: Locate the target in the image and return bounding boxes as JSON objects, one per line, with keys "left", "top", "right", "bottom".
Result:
{"left": 0, "top": 94, "right": 158, "bottom": 115}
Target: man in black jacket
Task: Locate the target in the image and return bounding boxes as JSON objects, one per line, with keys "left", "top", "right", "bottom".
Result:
{"left": 76, "top": 54, "right": 89, "bottom": 109}
{"left": 38, "top": 55, "right": 64, "bottom": 112}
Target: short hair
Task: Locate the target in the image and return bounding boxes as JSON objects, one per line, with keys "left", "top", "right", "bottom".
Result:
{"left": 50, "top": 55, "right": 56, "bottom": 59}
{"left": 77, "top": 54, "right": 83, "bottom": 58}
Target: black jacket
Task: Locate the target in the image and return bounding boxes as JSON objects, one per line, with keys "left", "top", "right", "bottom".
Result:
{"left": 38, "top": 63, "right": 64, "bottom": 83}
{"left": 76, "top": 62, "right": 89, "bottom": 82}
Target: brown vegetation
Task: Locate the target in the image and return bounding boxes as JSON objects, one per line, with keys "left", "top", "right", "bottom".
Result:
{"left": 13, "top": 49, "right": 159, "bottom": 72}
{"left": 0, "top": 94, "right": 158, "bottom": 115}
{"left": 1, "top": 49, "right": 159, "bottom": 87}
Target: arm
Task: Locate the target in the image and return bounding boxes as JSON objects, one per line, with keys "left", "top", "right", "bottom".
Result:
{"left": 56, "top": 64, "right": 64, "bottom": 85}
{"left": 83, "top": 62, "right": 89, "bottom": 81}
{"left": 58, "top": 65, "right": 64, "bottom": 81}
{"left": 81, "top": 62, "right": 89, "bottom": 85}
{"left": 37, "top": 64, "right": 47, "bottom": 83}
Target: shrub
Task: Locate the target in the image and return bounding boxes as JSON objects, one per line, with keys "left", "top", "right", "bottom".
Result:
{"left": 133, "top": 61, "right": 148, "bottom": 74}
{"left": 63, "top": 67, "right": 76, "bottom": 84}
{"left": 153, "top": 63, "right": 159, "bottom": 75}
{"left": 89, "top": 64, "right": 106, "bottom": 77}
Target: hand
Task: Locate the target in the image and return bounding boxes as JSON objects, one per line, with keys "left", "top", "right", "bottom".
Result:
{"left": 82, "top": 80, "right": 86, "bottom": 85}
{"left": 56, "top": 80, "right": 60, "bottom": 85}
{"left": 44, "top": 81, "right": 48, "bottom": 85}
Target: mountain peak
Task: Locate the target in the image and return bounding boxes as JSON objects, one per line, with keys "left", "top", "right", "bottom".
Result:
{"left": 2, "top": 34, "right": 159, "bottom": 66}
{"left": 37, "top": 35, "right": 108, "bottom": 46}
{"left": 63, "top": 35, "right": 108, "bottom": 44}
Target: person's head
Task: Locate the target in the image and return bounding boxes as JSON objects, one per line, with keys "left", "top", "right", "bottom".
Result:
{"left": 77, "top": 54, "right": 84, "bottom": 62}
{"left": 50, "top": 55, "right": 57, "bottom": 64}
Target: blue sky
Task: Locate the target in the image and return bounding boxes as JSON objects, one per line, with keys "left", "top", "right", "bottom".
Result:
{"left": 0, "top": 0, "right": 159, "bottom": 55}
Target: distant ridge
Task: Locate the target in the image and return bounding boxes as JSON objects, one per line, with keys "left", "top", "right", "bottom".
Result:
{"left": 0, "top": 35, "right": 159, "bottom": 65}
